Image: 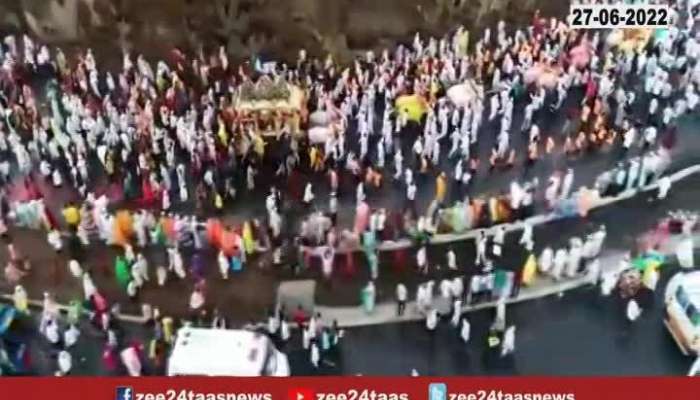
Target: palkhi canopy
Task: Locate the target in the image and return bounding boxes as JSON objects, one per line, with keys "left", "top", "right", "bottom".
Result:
{"left": 235, "top": 85, "right": 305, "bottom": 113}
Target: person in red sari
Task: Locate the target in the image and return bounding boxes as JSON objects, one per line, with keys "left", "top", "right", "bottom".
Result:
{"left": 102, "top": 343, "right": 118, "bottom": 374}
{"left": 393, "top": 248, "right": 407, "bottom": 274}
{"left": 343, "top": 252, "right": 356, "bottom": 278}
{"left": 585, "top": 74, "right": 598, "bottom": 103}
{"left": 139, "top": 176, "right": 157, "bottom": 208}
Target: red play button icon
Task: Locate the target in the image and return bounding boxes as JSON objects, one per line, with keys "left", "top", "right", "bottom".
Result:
{"left": 289, "top": 388, "right": 315, "bottom": 400}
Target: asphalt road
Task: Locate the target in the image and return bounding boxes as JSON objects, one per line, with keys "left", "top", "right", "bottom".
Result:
{"left": 17, "top": 266, "right": 694, "bottom": 376}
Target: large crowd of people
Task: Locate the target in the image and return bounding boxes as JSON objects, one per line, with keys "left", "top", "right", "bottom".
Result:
{"left": 0, "top": 0, "right": 699, "bottom": 376}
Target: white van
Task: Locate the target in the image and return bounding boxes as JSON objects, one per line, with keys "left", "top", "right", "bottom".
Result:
{"left": 167, "top": 327, "right": 290, "bottom": 376}
{"left": 664, "top": 271, "right": 700, "bottom": 355}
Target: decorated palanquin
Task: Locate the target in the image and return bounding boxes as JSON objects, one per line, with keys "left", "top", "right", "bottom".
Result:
{"left": 233, "top": 76, "right": 307, "bottom": 138}
{"left": 607, "top": 28, "right": 653, "bottom": 53}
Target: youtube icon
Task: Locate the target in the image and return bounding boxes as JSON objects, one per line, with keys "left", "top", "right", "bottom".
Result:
{"left": 288, "top": 388, "right": 316, "bottom": 400}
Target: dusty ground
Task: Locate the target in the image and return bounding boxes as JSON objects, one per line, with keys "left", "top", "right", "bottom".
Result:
{"left": 0, "top": 0, "right": 570, "bottom": 64}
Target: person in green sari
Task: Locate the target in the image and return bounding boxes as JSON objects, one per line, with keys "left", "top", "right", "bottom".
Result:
{"left": 367, "top": 251, "right": 379, "bottom": 280}
{"left": 67, "top": 300, "right": 83, "bottom": 326}
{"left": 361, "top": 281, "right": 376, "bottom": 314}
{"left": 115, "top": 256, "right": 131, "bottom": 290}
{"left": 493, "top": 269, "right": 508, "bottom": 299}
{"left": 362, "top": 230, "right": 377, "bottom": 257}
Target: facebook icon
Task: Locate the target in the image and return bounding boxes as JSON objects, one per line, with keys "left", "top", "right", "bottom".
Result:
{"left": 116, "top": 387, "right": 134, "bottom": 400}
{"left": 429, "top": 383, "right": 447, "bottom": 400}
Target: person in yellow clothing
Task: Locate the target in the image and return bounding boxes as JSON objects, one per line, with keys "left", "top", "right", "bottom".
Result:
{"left": 242, "top": 221, "right": 255, "bottom": 255}
{"left": 214, "top": 191, "right": 224, "bottom": 213}
{"left": 521, "top": 253, "right": 538, "bottom": 286}
{"left": 435, "top": 172, "right": 448, "bottom": 205}
{"left": 217, "top": 116, "right": 229, "bottom": 145}
{"left": 309, "top": 146, "right": 323, "bottom": 172}
{"left": 13, "top": 285, "right": 28, "bottom": 314}
{"left": 62, "top": 202, "right": 81, "bottom": 231}
{"left": 309, "top": 146, "right": 317, "bottom": 169}
{"left": 252, "top": 133, "right": 266, "bottom": 158}
{"left": 162, "top": 316, "right": 174, "bottom": 344}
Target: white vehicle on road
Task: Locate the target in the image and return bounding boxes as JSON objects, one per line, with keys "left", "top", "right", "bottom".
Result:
{"left": 665, "top": 270, "right": 700, "bottom": 355}
{"left": 168, "top": 327, "right": 290, "bottom": 376}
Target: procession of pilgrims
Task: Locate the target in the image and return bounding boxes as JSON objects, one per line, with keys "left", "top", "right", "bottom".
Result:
{"left": 0, "top": 0, "right": 699, "bottom": 375}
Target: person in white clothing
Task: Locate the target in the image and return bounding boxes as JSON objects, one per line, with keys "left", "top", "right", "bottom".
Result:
{"left": 416, "top": 283, "right": 428, "bottom": 313}
{"left": 501, "top": 325, "right": 516, "bottom": 356}
{"left": 396, "top": 283, "right": 408, "bottom": 316}
{"left": 82, "top": 273, "right": 97, "bottom": 300}
{"left": 560, "top": 168, "right": 574, "bottom": 200}
{"left": 132, "top": 253, "right": 149, "bottom": 286}
{"left": 688, "top": 356, "right": 700, "bottom": 376}
{"left": 68, "top": 259, "right": 83, "bottom": 279}
{"left": 494, "top": 226, "right": 506, "bottom": 247}
{"left": 310, "top": 342, "right": 320, "bottom": 368}
{"left": 426, "top": 307, "right": 438, "bottom": 331}
{"left": 189, "top": 286, "right": 205, "bottom": 311}
{"left": 156, "top": 265, "right": 168, "bottom": 286}
{"left": 600, "top": 270, "right": 618, "bottom": 297}
{"left": 475, "top": 231, "right": 488, "bottom": 265}
{"left": 218, "top": 251, "right": 229, "bottom": 280}
{"left": 303, "top": 183, "right": 315, "bottom": 206}
{"left": 460, "top": 317, "right": 471, "bottom": 343}
{"left": 450, "top": 299, "right": 462, "bottom": 327}
{"left": 539, "top": 247, "right": 553, "bottom": 274}
{"left": 626, "top": 299, "right": 642, "bottom": 321}
{"left": 417, "top": 246, "right": 428, "bottom": 275}
{"left": 493, "top": 298, "right": 506, "bottom": 332}
{"left": 451, "top": 277, "right": 464, "bottom": 300}
{"left": 64, "top": 324, "right": 80, "bottom": 348}
{"left": 447, "top": 248, "right": 457, "bottom": 270}
{"left": 439, "top": 278, "right": 452, "bottom": 300}
{"left": 657, "top": 177, "right": 672, "bottom": 200}
{"left": 519, "top": 222, "right": 534, "bottom": 251}
{"left": 267, "top": 312, "right": 280, "bottom": 335}
{"left": 56, "top": 350, "right": 72, "bottom": 376}
{"left": 168, "top": 247, "right": 186, "bottom": 279}
{"left": 302, "top": 326, "right": 311, "bottom": 349}
{"left": 280, "top": 318, "right": 291, "bottom": 342}
{"left": 552, "top": 248, "right": 568, "bottom": 280}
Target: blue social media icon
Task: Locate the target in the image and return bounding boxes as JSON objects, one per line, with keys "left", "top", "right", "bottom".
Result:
{"left": 429, "top": 383, "right": 447, "bottom": 400}
{"left": 116, "top": 387, "right": 134, "bottom": 400}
